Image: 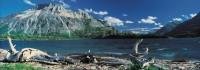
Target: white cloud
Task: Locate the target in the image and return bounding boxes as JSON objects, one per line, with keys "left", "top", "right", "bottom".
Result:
{"left": 129, "top": 28, "right": 151, "bottom": 31}
{"left": 172, "top": 18, "right": 183, "bottom": 21}
{"left": 154, "top": 23, "right": 164, "bottom": 28}
{"left": 181, "top": 13, "right": 197, "bottom": 19}
{"left": 138, "top": 16, "right": 163, "bottom": 29}
{"left": 59, "top": 0, "right": 70, "bottom": 8}
{"left": 84, "top": 8, "right": 93, "bottom": 13}
{"left": 23, "top": 0, "right": 36, "bottom": 6}
{"left": 138, "top": 16, "right": 157, "bottom": 24}
{"left": 137, "top": 21, "right": 142, "bottom": 23}
{"left": 84, "top": 8, "right": 108, "bottom": 16}
{"left": 190, "top": 13, "right": 197, "bottom": 18}
{"left": 125, "top": 20, "right": 134, "bottom": 24}
{"left": 93, "top": 11, "right": 108, "bottom": 16}
{"left": 122, "top": 14, "right": 128, "bottom": 17}
{"left": 104, "top": 16, "right": 124, "bottom": 26}
{"left": 152, "top": 27, "right": 162, "bottom": 30}
{"left": 181, "top": 15, "right": 189, "bottom": 19}
{"left": 170, "top": 13, "right": 197, "bottom": 23}
{"left": 128, "top": 28, "right": 152, "bottom": 34}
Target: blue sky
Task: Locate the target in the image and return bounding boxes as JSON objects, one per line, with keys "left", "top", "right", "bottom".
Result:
{"left": 0, "top": 0, "right": 200, "bottom": 33}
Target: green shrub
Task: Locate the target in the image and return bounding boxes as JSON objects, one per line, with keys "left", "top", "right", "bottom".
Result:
{"left": 0, "top": 63, "right": 43, "bottom": 70}
{"left": 144, "top": 64, "right": 164, "bottom": 70}
{"left": 127, "top": 59, "right": 163, "bottom": 70}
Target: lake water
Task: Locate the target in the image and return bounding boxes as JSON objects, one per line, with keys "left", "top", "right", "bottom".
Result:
{"left": 0, "top": 38, "right": 200, "bottom": 60}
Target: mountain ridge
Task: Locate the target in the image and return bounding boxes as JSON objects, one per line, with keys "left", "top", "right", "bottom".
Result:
{"left": 155, "top": 12, "right": 200, "bottom": 37}
{"left": 0, "top": 3, "right": 117, "bottom": 39}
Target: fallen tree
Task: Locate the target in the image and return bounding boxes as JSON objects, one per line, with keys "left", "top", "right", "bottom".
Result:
{"left": 0, "top": 36, "right": 71, "bottom": 65}
{"left": 0, "top": 36, "right": 132, "bottom": 67}
{"left": 132, "top": 39, "right": 149, "bottom": 56}
{"left": 130, "top": 39, "right": 155, "bottom": 68}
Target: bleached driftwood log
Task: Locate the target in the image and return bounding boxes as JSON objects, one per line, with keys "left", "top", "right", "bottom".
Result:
{"left": 0, "top": 36, "right": 133, "bottom": 67}
{"left": 0, "top": 49, "right": 9, "bottom": 61}
{"left": 131, "top": 39, "right": 154, "bottom": 68}
{"left": 133, "top": 39, "right": 143, "bottom": 54}
{"left": 0, "top": 36, "right": 72, "bottom": 64}
{"left": 7, "top": 37, "right": 18, "bottom": 54}
{"left": 132, "top": 39, "right": 149, "bottom": 57}
{"left": 142, "top": 58, "right": 155, "bottom": 68}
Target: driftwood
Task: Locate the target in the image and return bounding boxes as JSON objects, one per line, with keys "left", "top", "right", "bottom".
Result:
{"left": 5, "top": 37, "right": 51, "bottom": 62}
{"left": 67, "top": 54, "right": 132, "bottom": 67}
{"left": 65, "top": 50, "right": 132, "bottom": 66}
{"left": 7, "top": 37, "right": 18, "bottom": 54}
{"left": 133, "top": 39, "right": 143, "bottom": 54}
{"left": 0, "top": 37, "right": 153, "bottom": 67}
{"left": 132, "top": 39, "right": 149, "bottom": 56}
{"left": 0, "top": 49, "right": 9, "bottom": 61}
{"left": 0, "top": 36, "right": 73, "bottom": 65}
{"left": 0, "top": 36, "right": 132, "bottom": 67}
{"left": 131, "top": 39, "right": 155, "bottom": 68}
{"left": 130, "top": 39, "right": 150, "bottom": 61}
{"left": 97, "top": 57, "right": 132, "bottom": 66}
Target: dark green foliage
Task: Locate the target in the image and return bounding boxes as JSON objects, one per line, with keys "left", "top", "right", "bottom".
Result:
{"left": 127, "top": 59, "right": 163, "bottom": 70}
{"left": 0, "top": 19, "right": 165, "bottom": 40}
{"left": 144, "top": 64, "right": 164, "bottom": 70}
{"left": 0, "top": 63, "right": 42, "bottom": 70}
{"left": 0, "top": 23, "right": 8, "bottom": 34}
{"left": 127, "top": 59, "right": 143, "bottom": 70}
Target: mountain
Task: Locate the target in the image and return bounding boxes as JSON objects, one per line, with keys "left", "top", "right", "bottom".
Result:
{"left": 155, "top": 21, "right": 182, "bottom": 36}
{"left": 0, "top": 3, "right": 117, "bottom": 39}
{"left": 157, "top": 12, "right": 200, "bottom": 37}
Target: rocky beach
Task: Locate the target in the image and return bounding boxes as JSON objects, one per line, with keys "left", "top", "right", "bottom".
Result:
{"left": 0, "top": 37, "right": 200, "bottom": 70}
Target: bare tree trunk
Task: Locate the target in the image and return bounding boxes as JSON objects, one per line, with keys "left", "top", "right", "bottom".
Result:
{"left": 132, "top": 39, "right": 153, "bottom": 69}
{"left": 0, "top": 36, "right": 70, "bottom": 64}
{"left": 144, "top": 48, "right": 149, "bottom": 55}
{"left": 133, "top": 39, "right": 143, "bottom": 54}
{"left": 132, "top": 39, "right": 149, "bottom": 56}
{"left": 7, "top": 36, "right": 18, "bottom": 54}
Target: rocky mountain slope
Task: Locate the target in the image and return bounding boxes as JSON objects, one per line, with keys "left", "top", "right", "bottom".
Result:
{"left": 166, "top": 13, "right": 200, "bottom": 37}
{"left": 155, "top": 21, "right": 182, "bottom": 36}
{"left": 156, "top": 12, "right": 200, "bottom": 37}
{"left": 0, "top": 3, "right": 116, "bottom": 39}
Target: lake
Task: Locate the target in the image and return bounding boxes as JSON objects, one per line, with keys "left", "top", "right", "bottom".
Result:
{"left": 0, "top": 38, "right": 200, "bottom": 60}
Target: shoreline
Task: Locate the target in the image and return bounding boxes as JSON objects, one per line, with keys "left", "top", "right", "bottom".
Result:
{"left": 0, "top": 37, "right": 200, "bottom": 41}
{"left": 0, "top": 37, "right": 200, "bottom": 70}
{"left": 1, "top": 58, "right": 200, "bottom": 70}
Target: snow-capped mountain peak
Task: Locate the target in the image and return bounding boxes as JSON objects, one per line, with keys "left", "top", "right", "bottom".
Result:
{"left": 1, "top": 3, "right": 111, "bottom": 37}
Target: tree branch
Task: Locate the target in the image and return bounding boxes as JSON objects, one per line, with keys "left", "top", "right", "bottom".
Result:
{"left": 7, "top": 36, "right": 18, "bottom": 54}
{"left": 133, "top": 39, "right": 143, "bottom": 54}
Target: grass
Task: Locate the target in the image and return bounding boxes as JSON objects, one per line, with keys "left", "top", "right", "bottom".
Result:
{"left": 144, "top": 64, "right": 164, "bottom": 70}
{"left": 126, "top": 59, "right": 164, "bottom": 70}
{"left": 0, "top": 63, "right": 43, "bottom": 70}
{"left": 127, "top": 63, "right": 163, "bottom": 70}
